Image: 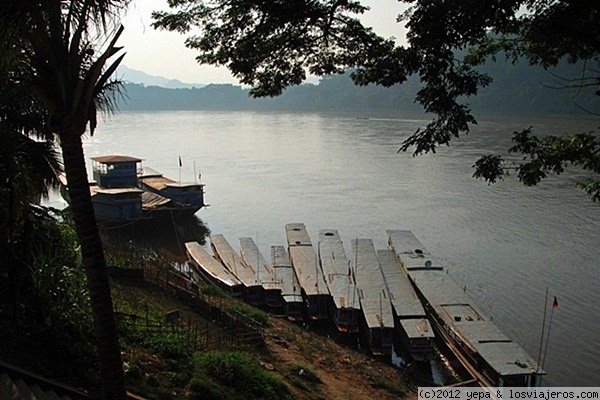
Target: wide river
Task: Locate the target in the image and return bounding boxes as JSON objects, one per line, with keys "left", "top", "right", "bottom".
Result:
{"left": 53, "top": 110, "right": 599, "bottom": 386}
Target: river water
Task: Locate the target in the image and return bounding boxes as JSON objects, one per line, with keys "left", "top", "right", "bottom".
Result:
{"left": 53, "top": 110, "right": 598, "bottom": 386}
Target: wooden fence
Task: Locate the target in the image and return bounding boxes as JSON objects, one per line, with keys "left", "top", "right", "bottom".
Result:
{"left": 117, "top": 261, "right": 264, "bottom": 351}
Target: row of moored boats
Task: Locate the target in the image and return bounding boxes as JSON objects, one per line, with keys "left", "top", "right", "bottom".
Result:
{"left": 184, "top": 223, "right": 543, "bottom": 387}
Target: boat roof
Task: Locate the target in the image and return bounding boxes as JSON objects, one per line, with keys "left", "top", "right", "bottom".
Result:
{"left": 271, "top": 245, "right": 303, "bottom": 303}
{"left": 408, "top": 268, "right": 538, "bottom": 377}
{"left": 92, "top": 187, "right": 144, "bottom": 195}
{"left": 211, "top": 234, "right": 260, "bottom": 287}
{"left": 352, "top": 239, "right": 394, "bottom": 329}
{"left": 285, "top": 223, "right": 312, "bottom": 246}
{"left": 387, "top": 230, "right": 446, "bottom": 270}
{"left": 91, "top": 155, "right": 143, "bottom": 164}
{"left": 318, "top": 229, "right": 359, "bottom": 310}
{"left": 185, "top": 242, "right": 242, "bottom": 287}
{"left": 140, "top": 191, "right": 172, "bottom": 208}
{"left": 239, "top": 237, "right": 280, "bottom": 289}
{"left": 288, "top": 245, "right": 329, "bottom": 297}
{"left": 399, "top": 318, "right": 435, "bottom": 339}
{"left": 285, "top": 224, "right": 328, "bottom": 296}
{"left": 377, "top": 249, "right": 428, "bottom": 318}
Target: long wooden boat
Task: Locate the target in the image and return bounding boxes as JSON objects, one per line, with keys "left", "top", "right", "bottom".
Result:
{"left": 318, "top": 229, "right": 360, "bottom": 333}
{"left": 184, "top": 241, "right": 243, "bottom": 297}
{"left": 387, "top": 229, "right": 542, "bottom": 387}
{"left": 377, "top": 248, "right": 435, "bottom": 361}
{"left": 271, "top": 245, "right": 304, "bottom": 321}
{"left": 210, "top": 234, "right": 263, "bottom": 305}
{"left": 285, "top": 223, "right": 330, "bottom": 320}
{"left": 352, "top": 238, "right": 394, "bottom": 356}
{"left": 239, "top": 237, "right": 283, "bottom": 310}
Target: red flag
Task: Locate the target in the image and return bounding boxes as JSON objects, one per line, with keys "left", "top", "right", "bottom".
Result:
{"left": 552, "top": 296, "right": 559, "bottom": 308}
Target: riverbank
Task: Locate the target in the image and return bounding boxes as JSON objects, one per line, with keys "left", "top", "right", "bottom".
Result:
{"left": 1, "top": 274, "right": 414, "bottom": 399}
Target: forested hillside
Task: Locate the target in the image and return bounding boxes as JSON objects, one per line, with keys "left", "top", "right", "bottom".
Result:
{"left": 118, "top": 59, "right": 598, "bottom": 117}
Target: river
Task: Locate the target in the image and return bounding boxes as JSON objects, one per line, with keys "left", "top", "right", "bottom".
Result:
{"left": 49, "top": 110, "right": 599, "bottom": 386}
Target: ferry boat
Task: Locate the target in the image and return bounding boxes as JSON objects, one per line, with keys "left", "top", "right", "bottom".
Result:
{"left": 387, "top": 230, "right": 542, "bottom": 387}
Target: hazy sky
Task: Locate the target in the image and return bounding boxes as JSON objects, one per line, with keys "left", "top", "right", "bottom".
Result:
{"left": 119, "top": 0, "right": 409, "bottom": 84}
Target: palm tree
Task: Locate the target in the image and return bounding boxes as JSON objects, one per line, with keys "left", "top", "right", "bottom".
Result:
{"left": 0, "top": 127, "right": 63, "bottom": 312}
{"left": 1, "top": 1, "right": 129, "bottom": 398}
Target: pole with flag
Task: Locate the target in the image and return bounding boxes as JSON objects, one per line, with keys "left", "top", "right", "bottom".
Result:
{"left": 541, "top": 296, "right": 559, "bottom": 376}
{"left": 535, "top": 287, "right": 549, "bottom": 382}
{"left": 178, "top": 155, "right": 182, "bottom": 183}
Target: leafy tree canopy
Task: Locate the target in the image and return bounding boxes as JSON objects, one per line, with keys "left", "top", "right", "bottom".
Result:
{"left": 153, "top": 0, "right": 599, "bottom": 203}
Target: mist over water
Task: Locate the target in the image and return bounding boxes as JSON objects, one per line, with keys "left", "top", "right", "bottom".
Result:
{"left": 62, "top": 110, "right": 598, "bottom": 385}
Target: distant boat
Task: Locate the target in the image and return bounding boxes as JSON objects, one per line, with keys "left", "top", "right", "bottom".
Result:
{"left": 59, "top": 155, "right": 206, "bottom": 224}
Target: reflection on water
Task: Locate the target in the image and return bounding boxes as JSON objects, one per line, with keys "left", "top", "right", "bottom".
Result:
{"left": 100, "top": 215, "right": 210, "bottom": 261}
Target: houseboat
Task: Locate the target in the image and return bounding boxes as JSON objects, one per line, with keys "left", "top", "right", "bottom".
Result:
{"left": 239, "top": 237, "right": 283, "bottom": 310}
{"left": 210, "top": 234, "right": 263, "bottom": 305}
{"left": 318, "top": 229, "right": 360, "bottom": 333}
{"left": 285, "top": 223, "right": 331, "bottom": 320}
{"left": 271, "top": 245, "right": 304, "bottom": 321}
{"left": 184, "top": 241, "right": 243, "bottom": 298}
{"left": 377, "top": 248, "right": 435, "bottom": 361}
{"left": 138, "top": 166, "right": 205, "bottom": 217}
{"left": 351, "top": 238, "right": 394, "bottom": 356}
{"left": 59, "top": 155, "right": 206, "bottom": 224}
{"left": 387, "top": 230, "right": 542, "bottom": 387}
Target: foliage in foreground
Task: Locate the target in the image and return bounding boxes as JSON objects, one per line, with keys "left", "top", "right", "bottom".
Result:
{"left": 29, "top": 220, "right": 93, "bottom": 335}
{"left": 190, "top": 351, "right": 295, "bottom": 400}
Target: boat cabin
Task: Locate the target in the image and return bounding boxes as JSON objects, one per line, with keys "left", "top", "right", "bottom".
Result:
{"left": 90, "top": 188, "right": 144, "bottom": 222}
{"left": 91, "top": 155, "right": 142, "bottom": 188}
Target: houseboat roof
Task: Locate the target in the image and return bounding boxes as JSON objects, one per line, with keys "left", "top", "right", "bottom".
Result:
{"left": 377, "top": 249, "right": 428, "bottom": 318}
{"left": 318, "top": 229, "right": 359, "bottom": 310}
{"left": 239, "top": 237, "right": 280, "bottom": 290}
{"left": 408, "top": 268, "right": 538, "bottom": 377}
{"left": 185, "top": 241, "right": 242, "bottom": 288}
{"left": 352, "top": 239, "right": 394, "bottom": 329}
{"left": 271, "top": 246, "right": 303, "bottom": 303}
{"left": 140, "top": 174, "right": 203, "bottom": 191}
{"left": 91, "top": 155, "right": 143, "bottom": 164}
{"left": 211, "top": 234, "right": 260, "bottom": 287}
{"left": 140, "top": 191, "right": 172, "bottom": 208}
{"left": 92, "top": 188, "right": 144, "bottom": 196}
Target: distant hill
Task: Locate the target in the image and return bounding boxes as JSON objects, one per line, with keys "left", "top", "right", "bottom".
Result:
{"left": 116, "top": 65, "right": 204, "bottom": 89}
{"left": 116, "top": 60, "right": 598, "bottom": 117}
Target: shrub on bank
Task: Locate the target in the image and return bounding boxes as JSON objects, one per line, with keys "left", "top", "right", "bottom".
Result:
{"left": 190, "top": 351, "right": 295, "bottom": 400}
